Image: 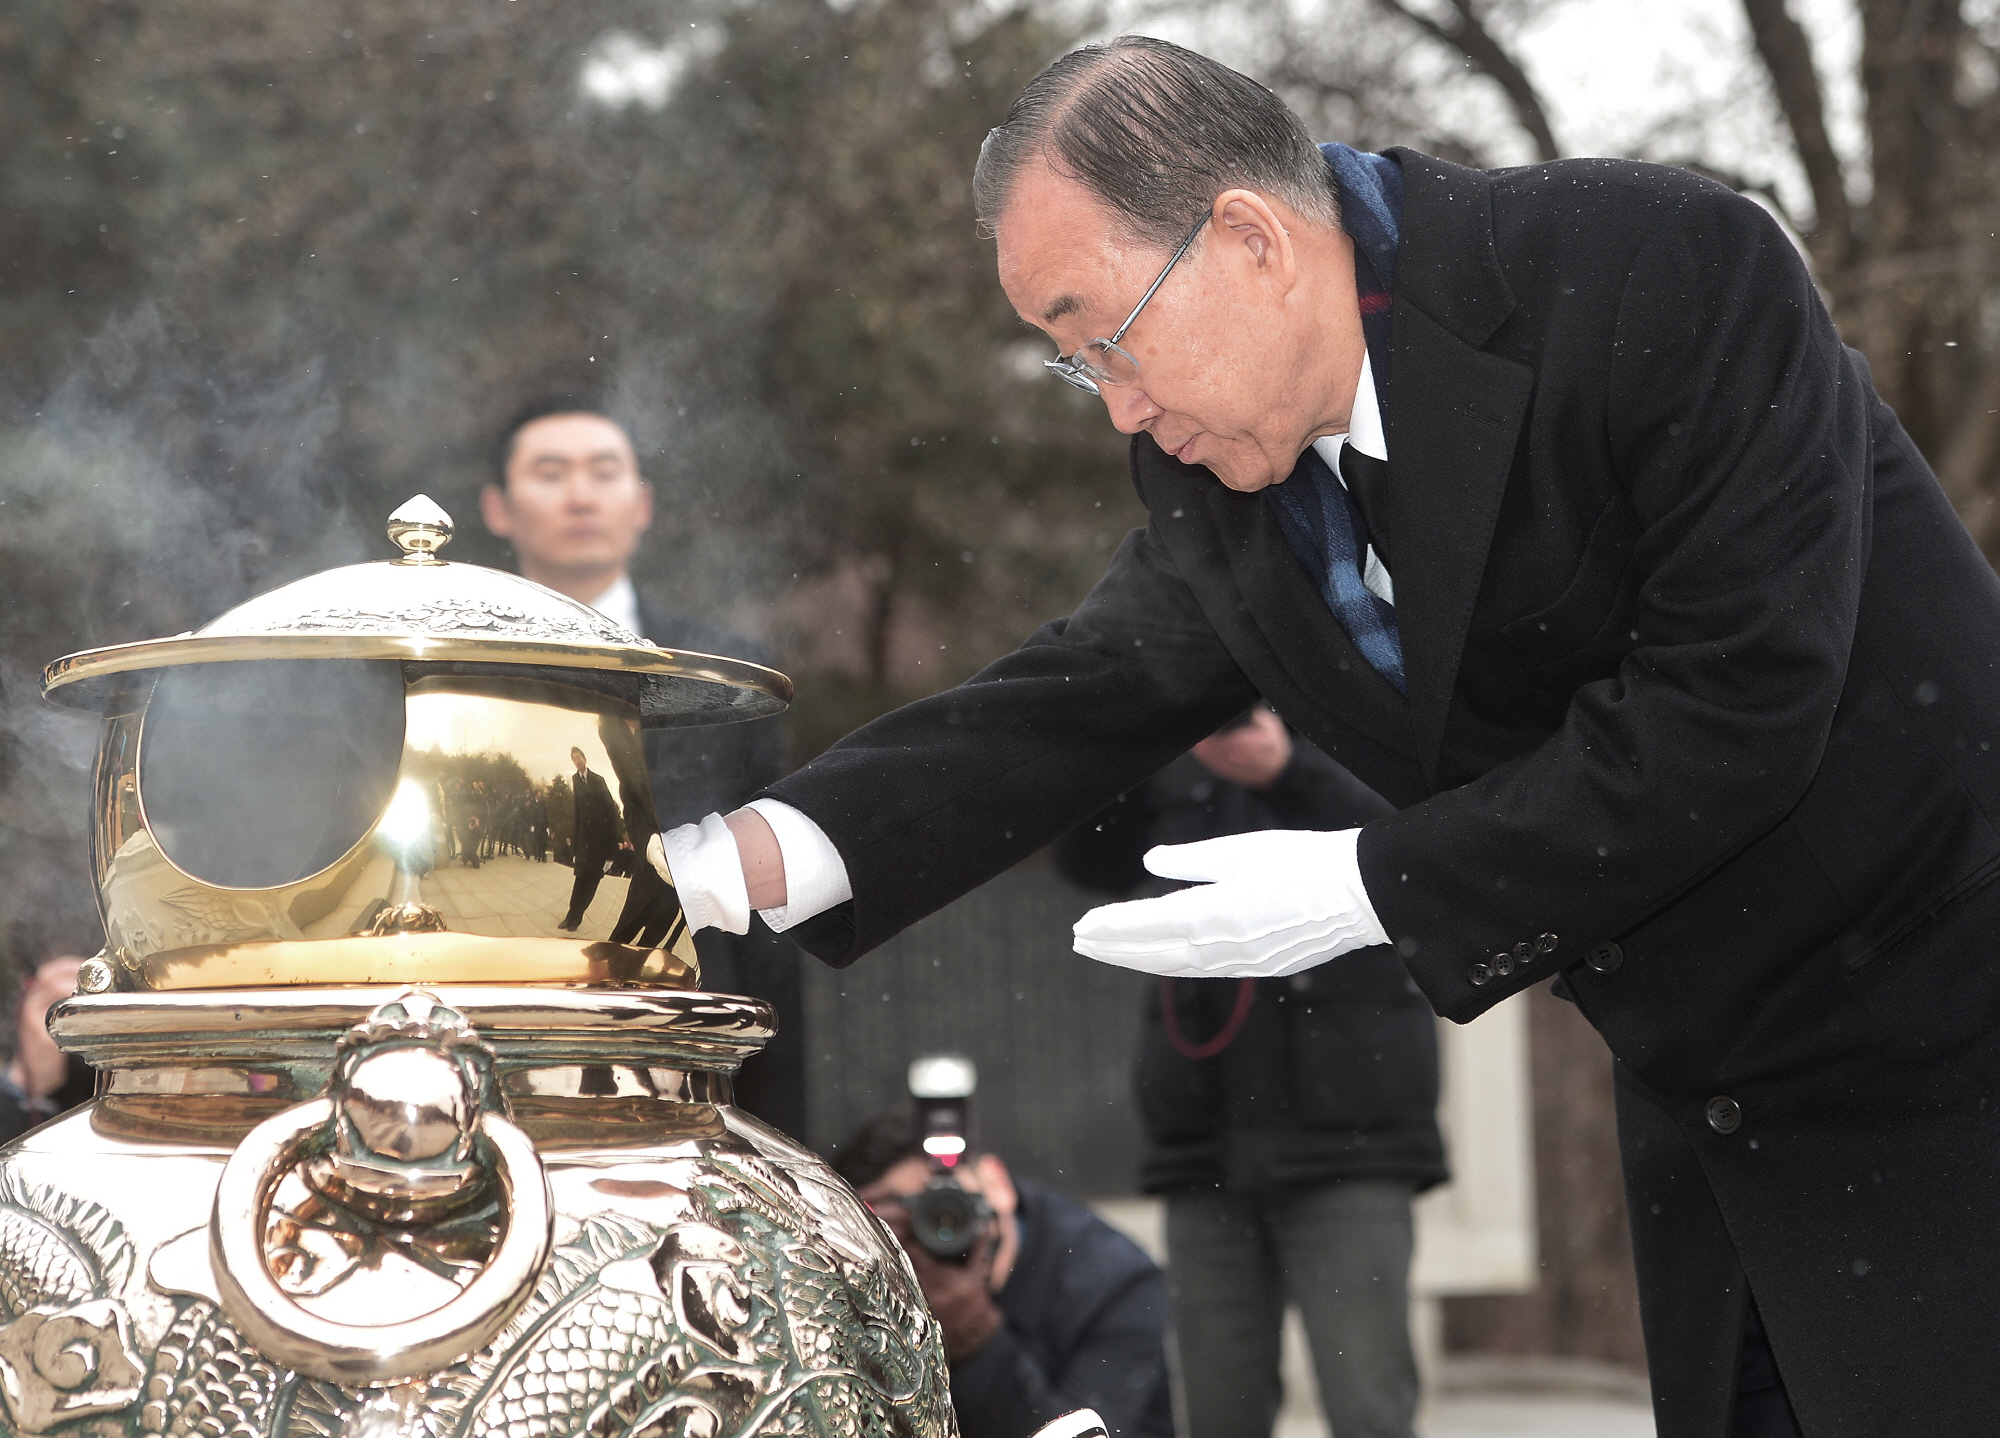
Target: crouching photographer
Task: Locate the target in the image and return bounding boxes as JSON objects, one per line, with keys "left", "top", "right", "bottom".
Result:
{"left": 835, "top": 1070, "right": 1172, "bottom": 1438}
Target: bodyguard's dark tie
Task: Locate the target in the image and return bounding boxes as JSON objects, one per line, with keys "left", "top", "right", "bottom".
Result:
{"left": 1266, "top": 444, "right": 1406, "bottom": 694}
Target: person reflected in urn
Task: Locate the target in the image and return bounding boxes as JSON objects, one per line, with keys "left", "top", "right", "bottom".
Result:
{"left": 558, "top": 746, "right": 621, "bottom": 931}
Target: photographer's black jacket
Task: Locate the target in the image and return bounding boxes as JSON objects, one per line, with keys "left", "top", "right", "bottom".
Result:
{"left": 950, "top": 1181, "right": 1171, "bottom": 1438}
{"left": 766, "top": 150, "right": 2000, "bottom": 1434}
{"left": 1057, "top": 746, "right": 1445, "bottom": 1196}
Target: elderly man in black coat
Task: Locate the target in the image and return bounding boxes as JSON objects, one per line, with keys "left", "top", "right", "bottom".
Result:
{"left": 558, "top": 745, "right": 621, "bottom": 930}
{"left": 647, "top": 35, "right": 2000, "bottom": 1438}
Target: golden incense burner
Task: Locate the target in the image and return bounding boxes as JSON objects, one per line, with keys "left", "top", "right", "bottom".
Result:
{"left": 0, "top": 498, "right": 953, "bottom": 1438}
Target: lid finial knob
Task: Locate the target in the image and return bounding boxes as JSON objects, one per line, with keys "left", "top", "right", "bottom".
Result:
{"left": 387, "top": 495, "right": 454, "bottom": 564}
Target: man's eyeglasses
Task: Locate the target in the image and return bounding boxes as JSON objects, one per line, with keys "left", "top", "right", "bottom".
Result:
{"left": 1043, "top": 212, "right": 1209, "bottom": 396}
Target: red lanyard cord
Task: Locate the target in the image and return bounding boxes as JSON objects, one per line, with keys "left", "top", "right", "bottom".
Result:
{"left": 1159, "top": 977, "right": 1256, "bottom": 1060}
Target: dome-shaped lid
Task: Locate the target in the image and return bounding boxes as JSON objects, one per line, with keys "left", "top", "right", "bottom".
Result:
{"left": 42, "top": 495, "right": 790, "bottom": 724}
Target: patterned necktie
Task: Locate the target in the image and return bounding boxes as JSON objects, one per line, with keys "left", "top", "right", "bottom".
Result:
{"left": 1266, "top": 445, "right": 1406, "bottom": 694}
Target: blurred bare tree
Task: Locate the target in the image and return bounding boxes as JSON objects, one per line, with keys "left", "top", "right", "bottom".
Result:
{"left": 1299, "top": 0, "right": 2000, "bottom": 558}
{"left": 1739, "top": 0, "right": 2000, "bottom": 551}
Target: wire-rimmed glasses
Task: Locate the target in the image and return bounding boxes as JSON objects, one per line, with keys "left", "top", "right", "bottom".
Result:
{"left": 1043, "top": 212, "right": 1210, "bottom": 396}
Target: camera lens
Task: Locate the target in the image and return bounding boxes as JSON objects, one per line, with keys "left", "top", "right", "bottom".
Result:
{"left": 909, "top": 1183, "right": 989, "bottom": 1259}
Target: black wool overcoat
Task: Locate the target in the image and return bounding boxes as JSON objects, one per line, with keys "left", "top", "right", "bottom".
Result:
{"left": 767, "top": 150, "right": 2000, "bottom": 1437}
{"left": 568, "top": 766, "right": 621, "bottom": 867}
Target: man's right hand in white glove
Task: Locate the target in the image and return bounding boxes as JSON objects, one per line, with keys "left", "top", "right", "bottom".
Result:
{"left": 649, "top": 802, "right": 851, "bottom": 936}
{"left": 650, "top": 815, "right": 751, "bottom": 934}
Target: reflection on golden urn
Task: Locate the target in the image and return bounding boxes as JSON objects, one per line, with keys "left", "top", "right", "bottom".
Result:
{"left": 0, "top": 499, "right": 955, "bottom": 1438}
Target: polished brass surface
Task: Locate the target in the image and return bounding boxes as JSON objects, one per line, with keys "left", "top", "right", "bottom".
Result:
{"left": 47, "top": 498, "right": 802, "bottom": 991}
{"left": 384, "top": 494, "right": 454, "bottom": 564}
{"left": 1, "top": 984, "right": 953, "bottom": 1437}
{"left": 13, "top": 500, "right": 947, "bottom": 1434}
{"left": 44, "top": 630, "right": 790, "bottom": 723}
{"left": 45, "top": 497, "right": 789, "bottom": 720}
{"left": 50, "top": 497, "right": 790, "bottom": 990}
{"left": 210, "top": 993, "right": 556, "bottom": 1385}
{"left": 52, "top": 987, "right": 776, "bottom": 1093}
{"left": 128, "top": 933, "right": 696, "bottom": 992}
{"left": 91, "top": 670, "right": 704, "bottom": 989}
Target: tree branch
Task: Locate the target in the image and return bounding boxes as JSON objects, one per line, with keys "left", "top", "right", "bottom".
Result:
{"left": 1374, "top": 0, "right": 1561, "bottom": 161}
{"left": 1739, "top": 0, "right": 1857, "bottom": 274}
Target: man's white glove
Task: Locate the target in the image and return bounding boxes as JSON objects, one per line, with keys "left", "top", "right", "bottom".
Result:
{"left": 1071, "top": 828, "right": 1388, "bottom": 977}
{"left": 649, "top": 815, "right": 750, "bottom": 935}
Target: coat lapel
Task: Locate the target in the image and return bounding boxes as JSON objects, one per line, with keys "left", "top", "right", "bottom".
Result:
{"left": 1202, "top": 474, "right": 1419, "bottom": 759}
{"left": 1134, "top": 443, "right": 1418, "bottom": 761}
{"left": 1379, "top": 149, "right": 1535, "bottom": 784}
{"left": 1384, "top": 303, "right": 1532, "bottom": 783}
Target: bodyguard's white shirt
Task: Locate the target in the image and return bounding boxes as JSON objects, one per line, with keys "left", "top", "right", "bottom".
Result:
{"left": 587, "top": 573, "right": 644, "bottom": 639}
{"left": 722, "top": 358, "right": 1391, "bottom": 935}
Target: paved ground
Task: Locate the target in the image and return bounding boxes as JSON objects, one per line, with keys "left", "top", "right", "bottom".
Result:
{"left": 1415, "top": 1395, "right": 1655, "bottom": 1437}
{"left": 420, "top": 853, "right": 634, "bottom": 939}
{"left": 1272, "top": 1311, "right": 1655, "bottom": 1438}
{"left": 1090, "top": 1200, "right": 1657, "bottom": 1438}
{"left": 1274, "top": 1389, "right": 1654, "bottom": 1438}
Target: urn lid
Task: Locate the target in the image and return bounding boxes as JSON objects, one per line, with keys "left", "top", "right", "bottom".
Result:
{"left": 42, "top": 494, "right": 790, "bottom": 725}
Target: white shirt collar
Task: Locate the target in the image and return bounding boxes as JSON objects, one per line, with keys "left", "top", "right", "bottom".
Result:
{"left": 1308, "top": 350, "right": 1386, "bottom": 480}
{"left": 1305, "top": 350, "right": 1396, "bottom": 605}
{"left": 1345, "top": 350, "right": 1386, "bottom": 461}
{"left": 586, "top": 573, "right": 643, "bottom": 639}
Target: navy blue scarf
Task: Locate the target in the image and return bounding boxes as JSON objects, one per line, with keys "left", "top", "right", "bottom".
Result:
{"left": 1264, "top": 143, "right": 1406, "bottom": 693}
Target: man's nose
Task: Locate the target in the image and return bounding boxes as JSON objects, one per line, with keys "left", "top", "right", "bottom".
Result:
{"left": 1103, "top": 384, "right": 1159, "bottom": 435}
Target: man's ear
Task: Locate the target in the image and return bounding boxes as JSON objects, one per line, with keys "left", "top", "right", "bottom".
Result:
{"left": 974, "top": 1153, "right": 1018, "bottom": 1218}
{"left": 479, "top": 482, "right": 515, "bottom": 540}
{"left": 635, "top": 477, "right": 655, "bottom": 535}
{"left": 1212, "top": 189, "right": 1299, "bottom": 289}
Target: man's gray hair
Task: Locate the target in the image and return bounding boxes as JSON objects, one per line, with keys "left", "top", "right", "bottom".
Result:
{"left": 973, "top": 36, "right": 1339, "bottom": 250}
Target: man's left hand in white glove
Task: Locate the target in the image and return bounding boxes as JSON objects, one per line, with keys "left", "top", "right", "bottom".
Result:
{"left": 1071, "top": 828, "right": 1388, "bottom": 978}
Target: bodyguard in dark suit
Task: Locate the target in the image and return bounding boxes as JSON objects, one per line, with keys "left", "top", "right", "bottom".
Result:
{"left": 483, "top": 398, "right": 805, "bottom": 1134}
{"left": 655, "top": 36, "right": 2000, "bottom": 1438}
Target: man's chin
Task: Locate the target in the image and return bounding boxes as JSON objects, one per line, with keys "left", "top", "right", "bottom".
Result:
{"left": 1212, "top": 467, "right": 1279, "bottom": 494}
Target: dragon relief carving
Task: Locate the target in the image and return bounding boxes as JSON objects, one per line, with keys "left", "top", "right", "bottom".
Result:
{"left": 0, "top": 1148, "right": 950, "bottom": 1438}
{"left": 269, "top": 598, "right": 642, "bottom": 649}
{"left": 0, "top": 1171, "right": 145, "bottom": 1437}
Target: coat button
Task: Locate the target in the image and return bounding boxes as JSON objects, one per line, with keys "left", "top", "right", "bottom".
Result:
{"left": 1706, "top": 1096, "right": 1743, "bottom": 1135}
{"left": 1493, "top": 951, "right": 1515, "bottom": 977}
{"left": 1469, "top": 960, "right": 1492, "bottom": 986}
{"left": 1511, "top": 941, "right": 1534, "bottom": 965}
{"left": 1586, "top": 941, "right": 1623, "bottom": 974}
{"left": 1535, "top": 933, "right": 1558, "bottom": 954}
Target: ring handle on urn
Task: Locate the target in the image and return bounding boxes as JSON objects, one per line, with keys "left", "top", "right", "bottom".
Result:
{"left": 208, "top": 991, "right": 554, "bottom": 1385}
